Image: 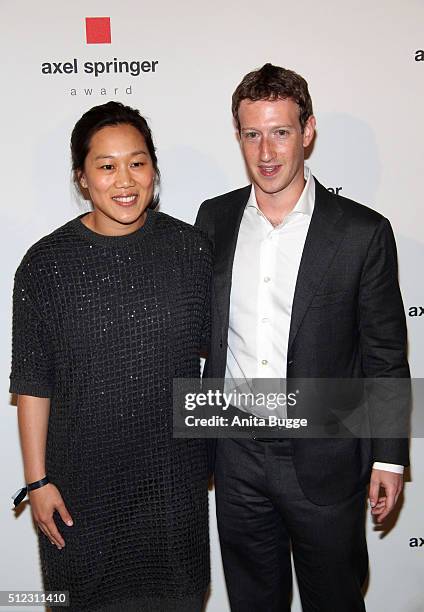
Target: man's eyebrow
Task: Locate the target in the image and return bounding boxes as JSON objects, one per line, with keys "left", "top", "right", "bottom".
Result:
{"left": 94, "top": 150, "right": 148, "bottom": 160}
{"left": 241, "top": 124, "right": 293, "bottom": 131}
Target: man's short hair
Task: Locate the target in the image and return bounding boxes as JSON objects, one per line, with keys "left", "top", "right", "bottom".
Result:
{"left": 232, "top": 63, "right": 313, "bottom": 133}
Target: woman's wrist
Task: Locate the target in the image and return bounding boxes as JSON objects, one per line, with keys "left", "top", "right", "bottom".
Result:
{"left": 27, "top": 476, "right": 49, "bottom": 491}
{"left": 24, "top": 467, "right": 47, "bottom": 483}
{"left": 12, "top": 475, "right": 50, "bottom": 507}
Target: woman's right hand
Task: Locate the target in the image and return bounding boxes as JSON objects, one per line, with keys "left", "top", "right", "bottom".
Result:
{"left": 29, "top": 484, "right": 73, "bottom": 550}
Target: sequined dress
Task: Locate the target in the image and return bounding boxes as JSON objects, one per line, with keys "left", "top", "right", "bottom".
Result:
{"left": 10, "top": 210, "right": 211, "bottom": 612}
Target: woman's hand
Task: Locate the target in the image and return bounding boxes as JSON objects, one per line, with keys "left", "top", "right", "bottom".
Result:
{"left": 17, "top": 395, "right": 73, "bottom": 550}
{"left": 29, "top": 484, "right": 73, "bottom": 550}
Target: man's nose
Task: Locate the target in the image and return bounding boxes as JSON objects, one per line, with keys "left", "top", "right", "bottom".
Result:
{"left": 259, "top": 137, "right": 274, "bottom": 162}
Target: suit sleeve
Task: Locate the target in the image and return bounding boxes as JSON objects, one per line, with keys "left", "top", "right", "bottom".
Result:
{"left": 358, "top": 217, "right": 410, "bottom": 466}
{"left": 195, "top": 200, "right": 217, "bottom": 476}
{"left": 195, "top": 200, "right": 215, "bottom": 357}
{"left": 198, "top": 237, "right": 212, "bottom": 357}
{"left": 195, "top": 200, "right": 214, "bottom": 243}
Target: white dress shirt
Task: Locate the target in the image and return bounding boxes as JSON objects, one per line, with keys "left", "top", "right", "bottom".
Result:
{"left": 225, "top": 166, "right": 403, "bottom": 474}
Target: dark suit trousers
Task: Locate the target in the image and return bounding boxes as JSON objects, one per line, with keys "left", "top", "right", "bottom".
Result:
{"left": 215, "top": 439, "right": 368, "bottom": 612}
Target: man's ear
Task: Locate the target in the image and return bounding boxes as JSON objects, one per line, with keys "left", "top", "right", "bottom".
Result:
{"left": 234, "top": 119, "right": 242, "bottom": 144}
{"left": 303, "top": 115, "right": 316, "bottom": 148}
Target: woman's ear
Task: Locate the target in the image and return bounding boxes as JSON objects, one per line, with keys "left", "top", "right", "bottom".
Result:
{"left": 78, "top": 171, "right": 88, "bottom": 189}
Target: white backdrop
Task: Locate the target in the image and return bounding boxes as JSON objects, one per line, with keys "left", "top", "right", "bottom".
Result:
{"left": 1, "top": 1, "right": 423, "bottom": 610}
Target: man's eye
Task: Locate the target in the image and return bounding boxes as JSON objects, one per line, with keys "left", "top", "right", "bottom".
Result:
{"left": 131, "top": 162, "right": 144, "bottom": 168}
{"left": 276, "top": 129, "right": 288, "bottom": 137}
{"left": 101, "top": 164, "right": 114, "bottom": 170}
{"left": 245, "top": 132, "right": 258, "bottom": 139}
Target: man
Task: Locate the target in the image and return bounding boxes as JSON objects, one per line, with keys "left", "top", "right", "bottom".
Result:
{"left": 195, "top": 64, "right": 409, "bottom": 611}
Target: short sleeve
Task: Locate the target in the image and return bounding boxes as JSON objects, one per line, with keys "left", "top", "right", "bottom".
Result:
{"left": 9, "top": 262, "right": 54, "bottom": 398}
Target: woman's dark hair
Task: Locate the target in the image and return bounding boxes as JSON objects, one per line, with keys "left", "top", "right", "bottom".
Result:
{"left": 232, "top": 63, "right": 313, "bottom": 133}
{"left": 71, "top": 101, "right": 160, "bottom": 208}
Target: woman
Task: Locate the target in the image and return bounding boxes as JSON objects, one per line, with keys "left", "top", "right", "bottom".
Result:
{"left": 10, "top": 101, "right": 211, "bottom": 611}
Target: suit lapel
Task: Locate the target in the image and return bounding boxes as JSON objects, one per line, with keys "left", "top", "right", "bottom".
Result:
{"left": 288, "top": 179, "right": 346, "bottom": 351}
{"left": 213, "top": 186, "right": 250, "bottom": 330}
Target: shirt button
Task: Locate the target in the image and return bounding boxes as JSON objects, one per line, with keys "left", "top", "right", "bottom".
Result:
{"left": 261, "top": 359, "right": 268, "bottom": 366}
{"left": 256, "top": 210, "right": 262, "bottom": 216}
{"left": 264, "top": 276, "right": 271, "bottom": 283}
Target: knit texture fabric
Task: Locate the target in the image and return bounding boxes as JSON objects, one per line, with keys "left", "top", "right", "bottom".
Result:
{"left": 10, "top": 210, "right": 212, "bottom": 611}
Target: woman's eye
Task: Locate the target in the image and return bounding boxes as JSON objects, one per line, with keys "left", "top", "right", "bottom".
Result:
{"left": 131, "top": 162, "right": 144, "bottom": 168}
{"left": 101, "top": 164, "right": 114, "bottom": 170}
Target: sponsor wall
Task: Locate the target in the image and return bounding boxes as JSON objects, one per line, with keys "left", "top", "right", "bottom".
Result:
{"left": 1, "top": 1, "right": 423, "bottom": 610}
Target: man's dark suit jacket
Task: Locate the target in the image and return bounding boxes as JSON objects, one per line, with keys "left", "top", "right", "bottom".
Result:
{"left": 195, "top": 177, "right": 410, "bottom": 505}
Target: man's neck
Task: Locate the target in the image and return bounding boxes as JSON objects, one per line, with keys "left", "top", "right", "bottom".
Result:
{"left": 254, "top": 177, "right": 306, "bottom": 226}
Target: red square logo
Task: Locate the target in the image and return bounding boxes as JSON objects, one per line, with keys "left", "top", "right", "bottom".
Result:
{"left": 85, "top": 17, "right": 111, "bottom": 44}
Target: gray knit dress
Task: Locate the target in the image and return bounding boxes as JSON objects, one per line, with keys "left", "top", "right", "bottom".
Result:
{"left": 10, "top": 210, "right": 211, "bottom": 611}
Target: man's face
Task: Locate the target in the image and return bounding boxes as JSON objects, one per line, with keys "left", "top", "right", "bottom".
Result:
{"left": 237, "top": 98, "right": 315, "bottom": 200}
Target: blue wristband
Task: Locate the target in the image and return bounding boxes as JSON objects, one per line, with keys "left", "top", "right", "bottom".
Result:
{"left": 12, "top": 476, "right": 49, "bottom": 508}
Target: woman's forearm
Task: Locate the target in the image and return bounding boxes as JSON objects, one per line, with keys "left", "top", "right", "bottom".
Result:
{"left": 17, "top": 395, "right": 50, "bottom": 483}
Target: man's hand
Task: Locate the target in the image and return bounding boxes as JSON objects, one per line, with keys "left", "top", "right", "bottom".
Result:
{"left": 369, "top": 469, "right": 403, "bottom": 523}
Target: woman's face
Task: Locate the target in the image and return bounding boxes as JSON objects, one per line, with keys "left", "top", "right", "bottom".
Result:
{"left": 79, "top": 123, "right": 156, "bottom": 234}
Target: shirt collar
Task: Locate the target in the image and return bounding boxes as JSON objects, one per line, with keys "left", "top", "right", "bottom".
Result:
{"left": 247, "top": 165, "right": 315, "bottom": 218}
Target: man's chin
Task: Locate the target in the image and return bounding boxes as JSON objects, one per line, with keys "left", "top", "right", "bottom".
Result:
{"left": 253, "top": 181, "right": 288, "bottom": 196}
